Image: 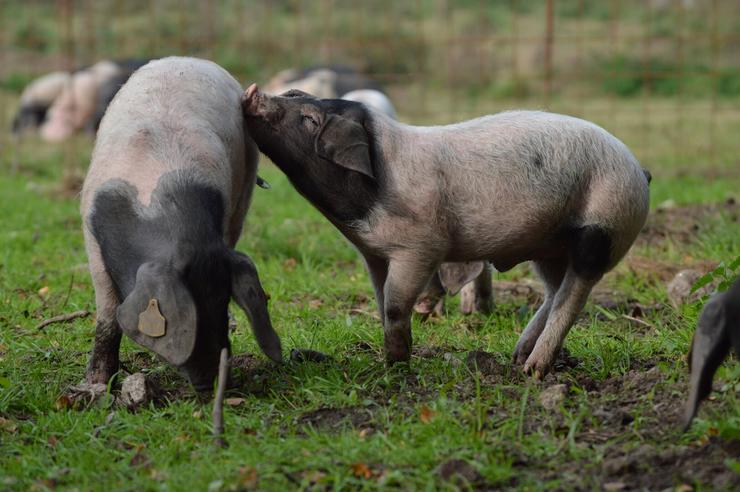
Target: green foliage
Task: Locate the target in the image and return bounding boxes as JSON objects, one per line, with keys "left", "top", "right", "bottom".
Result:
{"left": 595, "top": 55, "right": 740, "bottom": 97}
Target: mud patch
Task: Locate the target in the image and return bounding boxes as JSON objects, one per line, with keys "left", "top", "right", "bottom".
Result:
{"left": 599, "top": 440, "right": 740, "bottom": 490}
{"left": 637, "top": 199, "right": 737, "bottom": 249}
{"left": 295, "top": 406, "right": 375, "bottom": 434}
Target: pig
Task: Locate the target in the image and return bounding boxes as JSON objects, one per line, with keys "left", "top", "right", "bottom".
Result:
{"left": 341, "top": 89, "right": 397, "bottom": 120}
{"left": 87, "top": 59, "right": 150, "bottom": 132}
{"left": 41, "top": 61, "right": 119, "bottom": 142}
{"left": 264, "top": 65, "right": 384, "bottom": 99}
{"left": 81, "top": 57, "right": 282, "bottom": 391}
{"left": 684, "top": 278, "right": 740, "bottom": 429}
{"left": 415, "top": 262, "right": 494, "bottom": 316}
{"left": 241, "top": 85, "right": 650, "bottom": 376}
{"left": 11, "top": 71, "right": 71, "bottom": 133}
{"left": 40, "top": 60, "right": 145, "bottom": 142}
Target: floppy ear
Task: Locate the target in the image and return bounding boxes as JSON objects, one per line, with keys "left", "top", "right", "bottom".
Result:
{"left": 230, "top": 251, "right": 283, "bottom": 363}
{"left": 116, "top": 262, "right": 197, "bottom": 366}
{"left": 315, "top": 114, "right": 374, "bottom": 179}
{"left": 438, "top": 262, "right": 486, "bottom": 295}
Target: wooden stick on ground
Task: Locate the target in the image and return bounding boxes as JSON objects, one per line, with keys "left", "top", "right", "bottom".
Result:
{"left": 36, "top": 310, "right": 90, "bottom": 330}
{"left": 212, "top": 347, "right": 229, "bottom": 447}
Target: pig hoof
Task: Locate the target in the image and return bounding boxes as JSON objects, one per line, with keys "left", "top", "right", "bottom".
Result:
{"left": 475, "top": 298, "right": 494, "bottom": 316}
{"left": 414, "top": 297, "right": 444, "bottom": 318}
{"left": 459, "top": 293, "right": 475, "bottom": 315}
{"left": 384, "top": 342, "right": 412, "bottom": 364}
{"left": 522, "top": 354, "right": 553, "bottom": 379}
{"left": 85, "top": 363, "right": 118, "bottom": 385}
{"left": 511, "top": 342, "right": 534, "bottom": 366}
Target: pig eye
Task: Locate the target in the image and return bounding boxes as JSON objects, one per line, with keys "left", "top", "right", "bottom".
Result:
{"left": 302, "top": 114, "right": 320, "bottom": 131}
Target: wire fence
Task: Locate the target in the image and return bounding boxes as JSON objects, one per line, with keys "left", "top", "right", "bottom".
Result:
{"left": 1, "top": 0, "right": 738, "bottom": 175}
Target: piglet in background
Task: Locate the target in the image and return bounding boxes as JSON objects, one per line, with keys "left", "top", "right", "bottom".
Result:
{"left": 81, "top": 57, "right": 281, "bottom": 391}
{"left": 11, "top": 71, "right": 71, "bottom": 133}
{"left": 684, "top": 278, "right": 740, "bottom": 429}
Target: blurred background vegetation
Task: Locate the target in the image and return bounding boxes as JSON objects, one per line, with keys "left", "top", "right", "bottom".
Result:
{"left": 0, "top": 0, "right": 738, "bottom": 172}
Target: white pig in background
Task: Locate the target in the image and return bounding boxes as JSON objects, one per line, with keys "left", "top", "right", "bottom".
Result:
{"left": 81, "top": 57, "right": 281, "bottom": 391}
{"left": 341, "top": 89, "right": 397, "bottom": 120}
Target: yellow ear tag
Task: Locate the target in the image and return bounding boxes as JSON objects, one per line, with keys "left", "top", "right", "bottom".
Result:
{"left": 138, "top": 298, "right": 166, "bottom": 338}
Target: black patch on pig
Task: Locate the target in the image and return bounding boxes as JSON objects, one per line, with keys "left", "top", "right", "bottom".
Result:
{"left": 89, "top": 172, "right": 227, "bottom": 300}
{"left": 569, "top": 225, "right": 612, "bottom": 280}
{"left": 89, "top": 171, "right": 234, "bottom": 388}
{"left": 245, "top": 96, "right": 380, "bottom": 224}
{"left": 12, "top": 103, "right": 49, "bottom": 133}
{"left": 532, "top": 152, "right": 543, "bottom": 169}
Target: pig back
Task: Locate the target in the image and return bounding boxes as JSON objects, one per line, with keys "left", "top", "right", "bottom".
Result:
{"left": 82, "top": 57, "right": 257, "bottom": 240}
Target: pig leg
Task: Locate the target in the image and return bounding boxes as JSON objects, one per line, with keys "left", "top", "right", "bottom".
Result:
{"left": 363, "top": 253, "right": 389, "bottom": 321}
{"left": 460, "top": 262, "right": 494, "bottom": 315}
{"left": 512, "top": 259, "right": 567, "bottom": 364}
{"left": 523, "top": 267, "right": 599, "bottom": 377}
{"left": 84, "top": 233, "right": 122, "bottom": 384}
{"left": 86, "top": 273, "right": 122, "bottom": 384}
{"left": 383, "top": 257, "right": 436, "bottom": 363}
{"left": 414, "top": 272, "right": 445, "bottom": 317}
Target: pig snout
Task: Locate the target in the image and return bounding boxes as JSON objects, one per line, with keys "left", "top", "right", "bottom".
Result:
{"left": 241, "top": 83, "right": 261, "bottom": 115}
{"left": 242, "top": 84, "right": 284, "bottom": 123}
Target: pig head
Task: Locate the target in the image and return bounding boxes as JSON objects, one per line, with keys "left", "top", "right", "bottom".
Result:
{"left": 89, "top": 175, "right": 281, "bottom": 390}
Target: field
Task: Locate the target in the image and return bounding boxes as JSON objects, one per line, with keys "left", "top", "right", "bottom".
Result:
{"left": 1, "top": 1, "right": 740, "bottom": 491}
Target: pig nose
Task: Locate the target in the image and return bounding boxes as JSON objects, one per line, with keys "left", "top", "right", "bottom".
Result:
{"left": 242, "top": 83, "right": 260, "bottom": 114}
{"left": 246, "top": 83, "right": 258, "bottom": 101}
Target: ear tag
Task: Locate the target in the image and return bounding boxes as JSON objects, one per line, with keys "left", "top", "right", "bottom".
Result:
{"left": 138, "top": 298, "right": 166, "bottom": 338}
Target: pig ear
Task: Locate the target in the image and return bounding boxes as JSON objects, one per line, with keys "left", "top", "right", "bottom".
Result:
{"left": 116, "top": 262, "right": 198, "bottom": 366}
{"left": 683, "top": 294, "right": 730, "bottom": 430}
{"left": 438, "top": 262, "right": 485, "bottom": 295}
{"left": 229, "top": 251, "right": 283, "bottom": 363}
{"left": 316, "top": 114, "right": 374, "bottom": 179}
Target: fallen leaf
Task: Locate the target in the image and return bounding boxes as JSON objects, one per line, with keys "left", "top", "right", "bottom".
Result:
{"left": 192, "top": 410, "right": 203, "bottom": 419}
{"left": 0, "top": 417, "right": 18, "bottom": 433}
{"left": 420, "top": 405, "right": 436, "bottom": 424}
{"left": 225, "top": 397, "right": 245, "bottom": 407}
{"left": 38, "top": 286, "right": 50, "bottom": 297}
{"left": 54, "top": 395, "right": 72, "bottom": 411}
{"left": 350, "top": 462, "right": 373, "bottom": 479}
{"left": 358, "top": 428, "right": 372, "bottom": 439}
{"left": 283, "top": 258, "right": 297, "bottom": 271}
{"left": 47, "top": 435, "right": 58, "bottom": 447}
{"left": 308, "top": 299, "right": 323, "bottom": 309}
{"left": 237, "top": 466, "right": 258, "bottom": 488}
